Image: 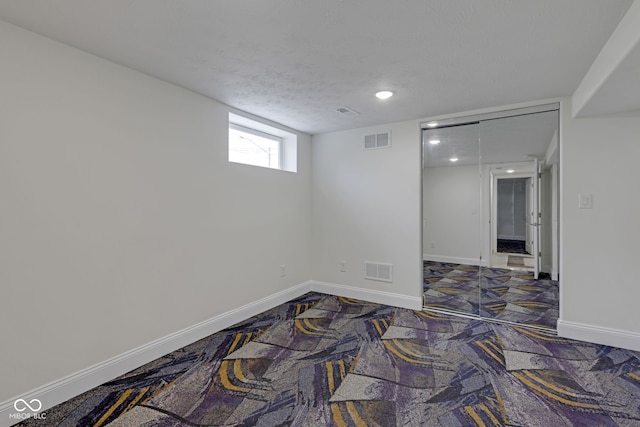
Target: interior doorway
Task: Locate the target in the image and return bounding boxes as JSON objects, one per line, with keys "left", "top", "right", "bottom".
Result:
{"left": 497, "top": 177, "right": 529, "bottom": 254}
{"left": 490, "top": 169, "right": 538, "bottom": 277}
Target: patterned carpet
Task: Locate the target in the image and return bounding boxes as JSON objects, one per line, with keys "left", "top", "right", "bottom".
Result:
{"left": 496, "top": 239, "right": 529, "bottom": 255}
{"left": 480, "top": 267, "right": 559, "bottom": 330}
{"left": 423, "top": 262, "right": 480, "bottom": 315}
{"left": 15, "top": 292, "right": 640, "bottom": 426}
{"left": 424, "top": 261, "right": 559, "bottom": 330}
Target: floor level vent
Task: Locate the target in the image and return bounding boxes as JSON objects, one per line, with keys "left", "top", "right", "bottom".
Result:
{"left": 364, "top": 262, "right": 393, "bottom": 282}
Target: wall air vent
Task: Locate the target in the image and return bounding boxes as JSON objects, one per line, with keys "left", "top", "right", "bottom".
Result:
{"left": 364, "top": 132, "right": 391, "bottom": 150}
{"left": 364, "top": 262, "right": 393, "bottom": 283}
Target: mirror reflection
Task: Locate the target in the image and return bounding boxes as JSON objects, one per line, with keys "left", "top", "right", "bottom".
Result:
{"left": 422, "top": 108, "right": 560, "bottom": 330}
{"left": 422, "top": 123, "right": 481, "bottom": 316}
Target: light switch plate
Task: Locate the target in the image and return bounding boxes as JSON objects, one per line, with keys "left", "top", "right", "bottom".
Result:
{"left": 578, "top": 193, "right": 593, "bottom": 209}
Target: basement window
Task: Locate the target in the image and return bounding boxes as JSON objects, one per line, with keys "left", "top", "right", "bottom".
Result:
{"left": 228, "top": 113, "right": 297, "bottom": 172}
{"left": 229, "top": 123, "right": 281, "bottom": 169}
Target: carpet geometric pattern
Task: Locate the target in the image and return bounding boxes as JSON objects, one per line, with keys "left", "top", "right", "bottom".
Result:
{"left": 423, "top": 261, "right": 481, "bottom": 316}
{"left": 15, "top": 293, "right": 640, "bottom": 426}
{"left": 496, "top": 239, "right": 529, "bottom": 255}
{"left": 480, "top": 267, "right": 559, "bottom": 330}
{"left": 424, "top": 261, "right": 559, "bottom": 330}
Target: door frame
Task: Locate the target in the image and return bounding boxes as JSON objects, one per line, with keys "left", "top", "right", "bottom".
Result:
{"left": 490, "top": 165, "right": 538, "bottom": 275}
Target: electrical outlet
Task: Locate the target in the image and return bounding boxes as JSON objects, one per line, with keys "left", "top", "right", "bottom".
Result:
{"left": 339, "top": 261, "right": 347, "bottom": 272}
{"left": 430, "top": 242, "right": 435, "bottom": 249}
{"left": 280, "top": 265, "right": 286, "bottom": 277}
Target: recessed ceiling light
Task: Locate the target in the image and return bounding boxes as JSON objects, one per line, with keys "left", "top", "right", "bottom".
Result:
{"left": 507, "top": 169, "right": 515, "bottom": 173}
{"left": 429, "top": 139, "right": 440, "bottom": 145}
{"left": 375, "top": 91, "right": 394, "bottom": 100}
{"left": 449, "top": 157, "right": 459, "bottom": 162}
{"left": 426, "top": 121, "right": 438, "bottom": 127}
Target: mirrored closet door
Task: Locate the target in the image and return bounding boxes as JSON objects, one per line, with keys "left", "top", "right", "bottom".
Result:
{"left": 422, "top": 122, "right": 481, "bottom": 316}
{"left": 422, "top": 105, "right": 560, "bottom": 330}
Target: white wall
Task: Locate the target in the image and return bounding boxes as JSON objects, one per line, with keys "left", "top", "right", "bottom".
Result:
{"left": 311, "top": 122, "right": 422, "bottom": 301}
{"left": 559, "top": 98, "right": 640, "bottom": 341}
{"left": 3, "top": 3, "right": 639, "bottom": 410}
{"left": 0, "top": 21, "right": 311, "bottom": 403}
{"left": 423, "top": 165, "right": 481, "bottom": 264}
{"left": 311, "top": 93, "right": 640, "bottom": 352}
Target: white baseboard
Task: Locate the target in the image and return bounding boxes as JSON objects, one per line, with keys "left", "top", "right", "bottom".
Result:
{"left": 0, "top": 282, "right": 313, "bottom": 427}
{"left": 0, "top": 280, "right": 422, "bottom": 426}
{"left": 1, "top": 280, "right": 424, "bottom": 426}
{"left": 423, "top": 254, "right": 482, "bottom": 266}
{"left": 557, "top": 319, "right": 640, "bottom": 352}
{"left": 497, "top": 235, "right": 526, "bottom": 241}
{"left": 310, "top": 280, "right": 423, "bottom": 311}
{"left": 11, "top": 281, "right": 640, "bottom": 426}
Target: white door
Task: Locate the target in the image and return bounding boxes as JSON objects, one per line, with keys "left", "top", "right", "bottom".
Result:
{"left": 536, "top": 160, "right": 543, "bottom": 278}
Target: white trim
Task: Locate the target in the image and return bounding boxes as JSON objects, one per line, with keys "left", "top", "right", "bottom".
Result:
{"left": 7, "top": 274, "right": 640, "bottom": 426}
{"left": 497, "top": 235, "right": 526, "bottom": 241}
{"left": 0, "top": 280, "right": 423, "bottom": 426}
{"left": 310, "top": 280, "right": 423, "bottom": 311}
{"left": 558, "top": 100, "right": 564, "bottom": 323}
{"left": 420, "top": 98, "right": 562, "bottom": 127}
{"left": 557, "top": 320, "right": 640, "bottom": 352}
{"left": 420, "top": 102, "right": 559, "bottom": 129}
{"left": 490, "top": 169, "right": 537, "bottom": 270}
{"left": 228, "top": 112, "right": 298, "bottom": 173}
{"left": 0, "top": 282, "right": 312, "bottom": 427}
{"left": 423, "top": 254, "right": 483, "bottom": 266}
{"left": 550, "top": 162, "right": 559, "bottom": 282}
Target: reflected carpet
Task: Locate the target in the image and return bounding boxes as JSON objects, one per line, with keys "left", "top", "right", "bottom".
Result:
{"left": 424, "top": 261, "right": 559, "bottom": 330}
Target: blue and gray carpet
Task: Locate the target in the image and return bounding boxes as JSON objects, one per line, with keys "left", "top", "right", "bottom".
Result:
{"left": 16, "top": 292, "right": 640, "bottom": 426}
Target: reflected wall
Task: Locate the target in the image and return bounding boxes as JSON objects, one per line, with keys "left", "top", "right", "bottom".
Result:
{"left": 422, "top": 123, "right": 480, "bottom": 315}
{"left": 422, "top": 105, "right": 560, "bottom": 329}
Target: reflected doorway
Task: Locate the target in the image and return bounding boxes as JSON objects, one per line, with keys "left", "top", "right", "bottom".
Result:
{"left": 491, "top": 175, "right": 536, "bottom": 276}
{"left": 422, "top": 105, "right": 560, "bottom": 331}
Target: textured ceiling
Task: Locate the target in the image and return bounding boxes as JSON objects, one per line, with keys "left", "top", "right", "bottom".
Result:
{"left": 0, "top": 0, "right": 633, "bottom": 134}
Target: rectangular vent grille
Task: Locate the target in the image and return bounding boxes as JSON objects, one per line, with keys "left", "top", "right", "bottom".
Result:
{"left": 364, "top": 262, "right": 393, "bottom": 282}
{"left": 364, "top": 132, "right": 391, "bottom": 150}
{"left": 337, "top": 106, "right": 361, "bottom": 116}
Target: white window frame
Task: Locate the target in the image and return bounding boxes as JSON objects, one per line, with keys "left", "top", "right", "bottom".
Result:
{"left": 229, "top": 123, "right": 283, "bottom": 169}
{"left": 228, "top": 113, "right": 297, "bottom": 173}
